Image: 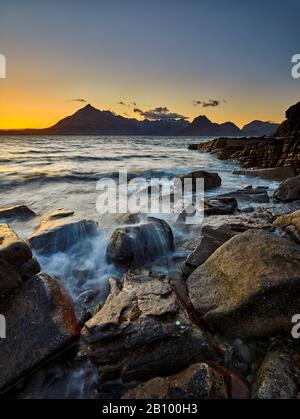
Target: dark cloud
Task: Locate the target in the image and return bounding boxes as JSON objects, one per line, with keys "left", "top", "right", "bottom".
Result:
{"left": 193, "top": 99, "right": 223, "bottom": 108}
{"left": 134, "top": 106, "right": 187, "bottom": 120}
{"left": 118, "top": 101, "right": 127, "bottom": 106}
{"left": 68, "top": 98, "right": 87, "bottom": 103}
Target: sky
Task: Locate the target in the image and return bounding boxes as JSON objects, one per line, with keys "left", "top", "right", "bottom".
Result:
{"left": 0, "top": 0, "right": 299, "bottom": 129}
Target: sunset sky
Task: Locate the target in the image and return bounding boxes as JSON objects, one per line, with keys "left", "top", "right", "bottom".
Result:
{"left": 0, "top": 0, "right": 299, "bottom": 129}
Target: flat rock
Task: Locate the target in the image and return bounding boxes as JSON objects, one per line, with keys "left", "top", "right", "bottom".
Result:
{"left": 187, "top": 230, "right": 300, "bottom": 338}
{"left": 122, "top": 363, "right": 228, "bottom": 399}
{"left": 204, "top": 197, "right": 238, "bottom": 216}
{"left": 0, "top": 205, "right": 36, "bottom": 220}
{"left": 81, "top": 271, "right": 214, "bottom": 383}
{"left": 219, "top": 187, "right": 269, "bottom": 203}
{"left": 0, "top": 273, "right": 80, "bottom": 391}
{"left": 233, "top": 167, "right": 296, "bottom": 181}
{"left": 28, "top": 209, "right": 100, "bottom": 255}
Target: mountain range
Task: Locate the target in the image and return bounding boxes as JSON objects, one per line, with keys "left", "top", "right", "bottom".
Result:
{"left": 0, "top": 104, "right": 279, "bottom": 137}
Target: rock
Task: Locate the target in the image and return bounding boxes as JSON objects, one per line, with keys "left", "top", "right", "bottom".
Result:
{"left": 81, "top": 270, "right": 214, "bottom": 384}
{"left": 0, "top": 273, "right": 80, "bottom": 390}
{"left": 274, "top": 210, "right": 300, "bottom": 244}
{"left": 254, "top": 348, "right": 297, "bottom": 399}
{"left": 0, "top": 205, "right": 36, "bottom": 220}
{"left": 182, "top": 225, "right": 236, "bottom": 276}
{"left": 274, "top": 176, "right": 300, "bottom": 202}
{"left": 233, "top": 167, "right": 296, "bottom": 181}
{"left": 181, "top": 170, "right": 221, "bottom": 191}
{"left": 0, "top": 224, "right": 40, "bottom": 299}
{"left": 219, "top": 188, "right": 269, "bottom": 203}
{"left": 189, "top": 102, "right": 300, "bottom": 170}
{"left": 186, "top": 230, "right": 300, "bottom": 338}
{"left": 106, "top": 217, "right": 174, "bottom": 267}
{"left": 28, "top": 209, "right": 100, "bottom": 255}
{"left": 122, "top": 363, "right": 228, "bottom": 399}
{"left": 205, "top": 197, "right": 238, "bottom": 216}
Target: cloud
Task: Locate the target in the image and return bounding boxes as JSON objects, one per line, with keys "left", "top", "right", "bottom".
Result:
{"left": 67, "top": 98, "right": 87, "bottom": 103}
{"left": 134, "top": 106, "right": 188, "bottom": 120}
{"left": 193, "top": 99, "right": 222, "bottom": 108}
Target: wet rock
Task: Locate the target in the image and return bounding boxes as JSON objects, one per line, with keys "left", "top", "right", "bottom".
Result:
{"left": 0, "top": 205, "right": 36, "bottom": 220}
{"left": 28, "top": 209, "right": 100, "bottom": 255}
{"left": 106, "top": 217, "right": 174, "bottom": 267}
{"left": 187, "top": 230, "right": 300, "bottom": 338}
{"left": 182, "top": 225, "right": 236, "bottom": 276}
{"left": 122, "top": 363, "right": 228, "bottom": 399}
{"left": 0, "top": 273, "right": 80, "bottom": 391}
{"left": 0, "top": 224, "right": 40, "bottom": 299}
{"left": 274, "top": 210, "right": 300, "bottom": 244}
{"left": 274, "top": 176, "right": 300, "bottom": 202}
{"left": 181, "top": 170, "right": 221, "bottom": 191}
{"left": 219, "top": 187, "right": 269, "bottom": 203}
{"left": 205, "top": 197, "right": 238, "bottom": 216}
{"left": 253, "top": 348, "right": 297, "bottom": 399}
{"left": 233, "top": 167, "right": 296, "bottom": 181}
{"left": 81, "top": 270, "right": 214, "bottom": 384}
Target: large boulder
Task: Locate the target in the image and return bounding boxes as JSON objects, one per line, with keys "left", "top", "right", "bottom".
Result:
{"left": 253, "top": 348, "right": 297, "bottom": 399}
{"left": 106, "top": 217, "right": 174, "bottom": 266}
{"left": 274, "top": 176, "right": 300, "bottom": 202}
{"left": 0, "top": 224, "right": 40, "bottom": 300}
{"left": 81, "top": 271, "right": 214, "bottom": 384}
{"left": 181, "top": 170, "right": 221, "bottom": 191}
{"left": 0, "top": 205, "right": 36, "bottom": 220}
{"left": 28, "top": 209, "right": 100, "bottom": 255}
{"left": 274, "top": 210, "right": 300, "bottom": 244}
{"left": 122, "top": 363, "right": 229, "bottom": 399}
{"left": 0, "top": 273, "right": 80, "bottom": 390}
{"left": 182, "top": 225, "right": 236, "bottom": 276}
{"left": 187, "top": 230, "right": 300, "bottom": 338}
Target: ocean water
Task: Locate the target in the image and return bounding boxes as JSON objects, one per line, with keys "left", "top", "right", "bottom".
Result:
{"left": 0, "top": 136, "right": 279, "bottom": 296}
{"left": 0, "top": 135, "right": 281, "bottom": 398}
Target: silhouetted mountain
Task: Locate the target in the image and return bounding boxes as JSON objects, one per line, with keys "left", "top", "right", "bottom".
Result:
{"left": 44, "top": 104, "right": 141, "bottom": 135}
{"left": 0, "top": 104, "right": 276, "bottom": 137}
{"left": 242, "top": 120, "right": 279, "bottom": 137}
{"left": 179, "top": 115, "right": 242, "bottom": 136}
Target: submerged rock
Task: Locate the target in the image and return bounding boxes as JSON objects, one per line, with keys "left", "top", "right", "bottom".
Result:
{"left": 274, "top": 210, "right": 300, "bottom": 244}
{"left": 122, "top": 363, "right": 229, "bottom": 399}
{"left": 0, "top": 273, "right": 80, "bottom": 391}
{"left": 28, "top": 209, "right": 100, "bottom": 255}
{"left": 81, "top": 270, "right": 214, "bottom": 384}
{"left": 182, "top": 225, "right": 236, "bottom": 276}
{"left": 0, "top": 205, "right": 36, "bottom": 220}
{"left": 253, "top": 348, "right": 297, "bottom": 399}
{"left": 187, "top": 230, "right": 300, "bottom": 338}
{"left": 181, "top": 170, "right": 221, "bottom": 191}
{"left": 0, "top": 224, "right": 40, "bottom": 299}
{"left": 106, "top": 217, "right": 174, "bottom": 267}
{"left": 274, "top": 176, "right": 300, "bottom": 202}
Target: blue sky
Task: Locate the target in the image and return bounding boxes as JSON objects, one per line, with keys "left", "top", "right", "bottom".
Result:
{"left": 0, "top": 0, "right": 299, "bottom": 128}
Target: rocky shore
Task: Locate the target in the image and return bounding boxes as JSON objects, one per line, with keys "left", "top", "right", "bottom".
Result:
{"left": 2, "top": 107, "right": 300, "bottom": 398}
{"left": 189, "top": 101, "right": 300, "bottom": 172}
